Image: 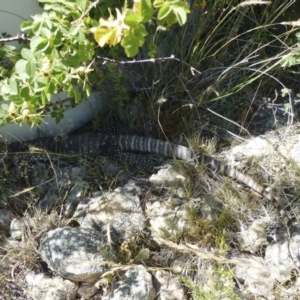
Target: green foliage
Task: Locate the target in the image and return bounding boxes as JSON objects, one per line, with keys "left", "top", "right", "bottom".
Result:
{"left": 0, "top": 0, "right": 95, "bottom": 125}
{"left": 181, "top": 265, "right": 241, "bottom": 300}
{"left": 154, "top": 0, "right": 189, "bottom": 26}
{"left": 281, "top": 31, "right": 300, "bottom": 68}
{"left": 183, "top": 204, "right": 237, "bottom": 248}
{"left": 0, "top": 0, "right": 190, "bottom": 126}
{"left": 91, "top": 0, "right": 190, "bottom": 57}
{"left": 180, "top": 229, "right": 240, "bottom": 300}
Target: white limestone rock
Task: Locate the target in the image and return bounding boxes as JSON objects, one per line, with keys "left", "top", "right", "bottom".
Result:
{"left": 24, "top": 272, "right": 77, "bottom": 300}
{"left": 74, "top": 181, "right": 146, "bottom": 241}
{"left": 153, "top": 270, "right": 187, "bottom": 300}
{"left": 39, "top": 227, "right": 113, "bottom": 282}
{"left": 101, "top": 265, "right": 156, "bottom": 300}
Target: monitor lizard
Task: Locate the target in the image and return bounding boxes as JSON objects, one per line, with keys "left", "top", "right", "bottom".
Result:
{"left": 6, "top": 133, "right": 288, "bottom": 223}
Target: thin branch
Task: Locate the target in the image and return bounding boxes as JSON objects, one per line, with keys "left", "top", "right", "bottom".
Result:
{"left": 0, "top": 33, "right": 30, "bottom": 43}
{"left": 96, "top": 55, "right": 202, "bottom": 76}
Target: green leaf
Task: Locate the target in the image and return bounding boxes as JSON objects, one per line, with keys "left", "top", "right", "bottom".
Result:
{"left": 76, "top": 43, "right": 93, "bottom": 61}
{"left": 38, "top": 0, "right": 53, "bottom": 3}
{"left": 1, "top": 103, "right": 9, "bottom": 111}
{"left": 121, "top": 25, "right": 148, "bottom": 57}
{"left": 0, "top": 44, "right": 16, "bottom": 55}
{"left": 53, "top": 31, "right": 63, "bottom": 47}
{"left": 25, "top": 60, "right": 37, "bottom": 77}
{"left": 44, "top": 3, "right": 64, "bottom": 12}
{"left": 123, "top": 44, "right": 138, "bottom": 57}
{"left": 32, "top": 82, "right": 45, "bottom": 93}
{"left": 32, "top": 21, "right": 43, "bottom": 35}
{"left": 157, "top": 10, "right": 177, "bottom": 26}
{"left": 76, "top": 0, "right": 87, "bottom": 11}
{"left": 59, "top": 45, "right": 70, "bottom": 57}
{"left": 35, "top": 74, "right": 47, "bottom": 84}
{"left": 171, "top": 1, "right": 190, "bottom": 24}
{"left": 77, "top": 29, "right": 86, "bottom": 42}
{"left": 61, "top": 6, "right": 73, "bottom": 15}
{"left": 73, "top": 88, "right": 81, "bottom": 103}
{"left": 0, "top": 109, "right": 7, "bottom": 118}
{"left": 41, "top": 90, "right": 51, "bottom": 104}
{"left": 158, "top": 4, "right": 172, "bottom": 20}
{"left": 83, "top": 82, "right": 91, "bottom": 97}
{"left": 50, "top": 110, "right": 64, "bottom": 123}
{"left": 56, "top": 113, "right": 64, "bottom": 124}
{"left": 1, "top": 80, "right": 10, "bottom": 94}
{"left": 30, "top": 36, "right": 49, "bottom": 52}
{"left": 70, "top": 25, "right": 80, "bottom": 36}
{"left": 139, "top": 0, "right": 153, "bottom": 22}
{"left": 44, "top": 43, "right": 55, "bottom": 55}
{"left": 9, "top": 78, "right": 18, "bottom": 95}
{"left": 52, "top": 48, "right": 60, "bottom": 59}
{"left": 84, "top": 16, "right": 91, "bottom": 25}
{"left": 173, "top": 7, "right": 187, "bottom": 25}
{"left": 48, "top": 11, "right": 57, "bottom": 18}
{"left": 0, "top": 67, "right": 8, "bottom": 78}
{"left": 281, "top": 55, "right": 295, "bottom": 67}
{"left": 153, "top": 0, "right": 164, "bottom": 8}
{"left": 62, "top": 56, "right": 80, "bottom": 68}
{"left": 15, "top": 60, "right": 27, "bottom": 75}
{"left": 137, "top": 24, "right": 148, "bottom": 39}
{"left": 8, "top": 95, "right": 23, "bottom": 104}
{"left": 20, "top": 20, "right": 33, "bottom": 31}
{"left": 20, "top": 87, "right": 30, "bottom": 100}
{"left": 125, "top": 11, "right": 141, "bottom": 27}
{"left": 21, "top": 48, "right": 33, "bottom": 60}
{"left": 40, "top": 27, "right": 52, "bottom": 39}
{"left": 44, "top": 18, "right": 53, "bottom": 31}
{"left": 45, "top": 80, "right": 56, "bottom": 96}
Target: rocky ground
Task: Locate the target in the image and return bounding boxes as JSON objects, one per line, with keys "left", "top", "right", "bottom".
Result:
{"left": 1, "top": 119, "right": 300, "bottom": 299}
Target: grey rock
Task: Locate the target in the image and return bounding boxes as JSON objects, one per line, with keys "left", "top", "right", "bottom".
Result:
{"left": 148, "top": 197, "right": 189, "bottom": 240}
{"left": 149, "top": 163, "right": 191, "bottom": 188}
{"left": 227, "top": 132, "right": 300, "bottom": 169}
{"left": 74, "top": 181, "right": 146, "bottom": 241}
{"left": 265, "top": 224, "right": 300, "bottom": 282}
{"left": 77, "top": 282, "right": 99, "bottom": 299}
{"left": 276, "top": 275, "right": 300, "bottom": 299}
{"left": 153, "top": 270, "right": 187, "bottom": 300}
{"left": 24, "top": 272, "right": 77, "bottom": 300}
{"left": 235, "top": 256, "right": 275, "bottom": 300}
{"left": 236, "top": 219, "right": 269, "bottom": 253}
{"left": 101, "top": 265, "right": 156, "bottom": 300}
{"left": 39, "top": 227, "right": 113, "bottom": 282}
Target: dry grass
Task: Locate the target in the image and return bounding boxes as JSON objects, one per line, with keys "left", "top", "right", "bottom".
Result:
{"left": 0, "top": 210, "right": 65, "bottom": 299}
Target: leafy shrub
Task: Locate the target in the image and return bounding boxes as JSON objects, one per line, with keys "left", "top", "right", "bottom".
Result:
{"left": 0, "top": 0, "right": 190, "bottom": 126}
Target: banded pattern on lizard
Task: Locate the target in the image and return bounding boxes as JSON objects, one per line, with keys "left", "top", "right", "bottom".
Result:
{"left": 7, "top": 133, "right": 286, "bottom": 221}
